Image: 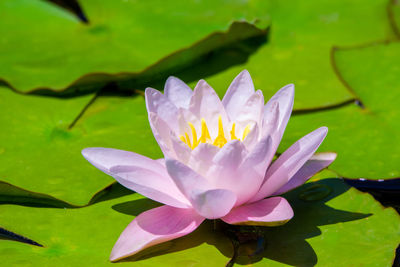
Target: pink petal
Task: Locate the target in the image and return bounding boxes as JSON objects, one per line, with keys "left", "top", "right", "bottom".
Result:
{"left": 165, "top": 159, "right": 237, "bottom": 219}
{"left": 233, "top": 90, "right": 264, "bottom": 131}
{"left": 164, "top": 76, "right": 193, "bottom": 109}
{"left": 262, "top": 101, "right": 280, "bottom": 140}
{"left": 209, "top": 138, "right": 272, "bottom": 206}
{"left": 263, "top": 84, "right": 294, "bottom": 140}
{"left": 82, "top": 148, "right": 189, "bottom": 208}
{"left": 110, "top": 205, "right": 204, "bottom": 262}
{"left": 209, "top": 140, "right": 246, "bottom": 188}
{"left": 222, "top": 70, "right": 255, "bottom": 121}
{"left": 189, "top": 80, "right": 229, "bottom": 138}
{"left": 148, "top": 112, "right": 192, "bottom": 163}
{"left": 240, "top": 135, "right": 274, "bottom": 176}
{"left": 148, "top": 112, "right": 175, "bottom": 157}
{"left": 188, "top": 143, "right": 220, "bottom": 176}
{"left": 222, "top": 197, "right": 293, "bottom": 226}
{"left": 212, "top": 140, "right": 246, "bottom": 174}
{"left": 110, "top": 165, "right": 190, "bottom": 208}
{"left": 191, "top": 189, "right": 237, "bottom": 219}
{"left": 273, "top": 152, "right": 337, "bottom": 195}
{"left": 250, "top": 127, "right": 328, "bottom": 202}
{"left": 82, "top": 147, "right": 165, "bottom": 175}
{"left": 242, "top": 123, "right": 259, "bottom": 151}
{"left": 165, "top": 158, "right": 211, "bottom": 193}
{"left": 234, "top": 136, "right": 274, "bottom": 205}
{"left": 145, "top": 87, "right": 179, "bottom": 130}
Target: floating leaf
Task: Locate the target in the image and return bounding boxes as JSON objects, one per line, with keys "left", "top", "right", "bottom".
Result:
{"left": 191, "top": 0, "right": 394, "bottom": 110}
{"left": 388, "top": 0, "right": 400, "bottom": 38}
{"left": 280, "top": 42, "right": 400, "bottom": 179}
{"left": 0, "top": 174, "right": 399, "bottom": 266}
{"left": 233, "top": 176, "right": 400, "bottom": 266}
{"left": 0, "top": 87, "right": 161, "bottom": 205}
{"left": 0, "top": 0, "right": 269, "bottom": 93}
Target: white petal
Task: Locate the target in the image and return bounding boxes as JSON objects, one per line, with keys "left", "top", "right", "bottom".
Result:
{"left": 164, "top": 76, "right": 193, "bottom": 109}
{"left": 264, "top": 84, "right": 294, "bottom": 140}
{"left": 189, "top": 79, "right": 228, "bottom": 138}
{"left": 222, "top": 70, "right": 255, "bottom": 121}
{"left": 250, "top": 127, "right": 328, "bottom": 202}
{"left": 145, "top": 87, "right": 179, "bottom": 130}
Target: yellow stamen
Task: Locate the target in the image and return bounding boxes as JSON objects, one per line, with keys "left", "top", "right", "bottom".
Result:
{"left": 179, "top": 116, "right": 252, "bottom": 149}
{"left": 199, "top": 119, "right": 211, "bottom": 143}
{"left": 179, "top": 135, "right": 187, "bottom": 145}
{"left": 213, "top": 116, "right": 227, "bottom": 148}
{"left": 188, "top": 122, "right": 199, "bottom": 149}
{"left": 230, "top": 123, "right": 238, "bottom": 140}
{"left": 185, "top": 133, "right": 192, "bottom": 148}
{"left": 242, "top": 125, "right": 251, "bottom": 140}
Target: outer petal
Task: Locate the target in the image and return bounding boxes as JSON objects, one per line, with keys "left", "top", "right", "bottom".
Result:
{"left": 164, "top": 76, "right": 193, "bottom": 109}
{"left": 273, "top": 152, "right": 337, "bottom": 195}
{"left": 250, "top": 127, "right": 328, "bottom": 202}
{"left": 145, "top": 87, "right": 179, "bottom": 130}
{"left": 82, "top": 148, "right": 189, "bottom": 208}
{"left": 82, "top": 147, "right": 165, "bottom": 175}
{"left": 263, "top": 84, "right": 294, "bottom": 140}
{"left": 222, "top": 197, "right": 293, "bottom": 226}
{"left": 110, "top": 205, "right": 205, "bottom": 262}
{"left": 189, "top": 80, "right": 229, "bottom": 138}
{"left": 165, "top": 159, "right": 236, "bottom": 219}
{"left": 222, "top": 70, "right": 255, "bottom": 121}
{"left": 148, "top": 112, "right": 175, "bottom": 157}
{"left": 110, "top": 165, "right": 190, "bottom": 208}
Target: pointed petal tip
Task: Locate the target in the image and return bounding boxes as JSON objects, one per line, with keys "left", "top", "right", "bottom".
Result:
{"left": 81, "top": 147, "right": 100, "bottom": 160}
{"left": 318, "top": 126, "right": 328, "bottom": 135}
{"left": 281, "top": 83, "right": 295, "bottom": 95}
{"left": 165, "top": 75, "right": 180, "bottom": 84}
{"left": 238, "top": 69, "right": 250, "bottom": 76}
{"left": 144, "top": 87, "right": 157, "bottom": 95}
{"left": 164, "top": 76, "right": 190, "bottom": 90}
{"left": 311, "top": 151, "right": 337, "bottom": 161}
{"left": 109, "top": 252, "right": 123, "bottom": 263}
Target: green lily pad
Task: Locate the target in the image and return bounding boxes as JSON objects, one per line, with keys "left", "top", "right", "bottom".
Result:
{"left": 0, "top": 0, "right": 270, "bottom": 93}
{"left": 388, "top": 0, "right": 400, "bottom": 38}
{"left": 190, "top": 0, "right": 394, "bottom": 110}
{"left": 0, "top": 86, "right": 161, "bottom": 205}
{"left": 0, "top": 174, "right": 399, "bottom": 266}
{"left": 234, "top": 176, "right": 400, "bottom": 266}
{"left": 280, "top": 41, "right": 400, "bottom": 179}
{"left": 0, "top": 193, "right": 234, "bottom": 266}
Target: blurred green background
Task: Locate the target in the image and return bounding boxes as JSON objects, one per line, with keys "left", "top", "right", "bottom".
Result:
{"left": 0, "top": 0, "right": 400, "bottom": 266}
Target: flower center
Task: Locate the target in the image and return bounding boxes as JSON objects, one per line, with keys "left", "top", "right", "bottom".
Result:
{"left": 179, "top": 116, "right": 251, "bottom": 149}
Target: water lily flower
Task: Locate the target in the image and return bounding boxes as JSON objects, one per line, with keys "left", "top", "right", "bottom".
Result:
{"left": 82, "top": 70, "right": 336, "bottom": 262}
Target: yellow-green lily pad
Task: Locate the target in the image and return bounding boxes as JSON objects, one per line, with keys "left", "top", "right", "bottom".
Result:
{"left": 0, "top": 0, "right": 269, "bottom": 93}
{"left": 0, "top": 86, "right": 161, "bottom": 205}
{"left": 191, "top": 0, "right": 394, "bottom": 110}
{"left": 280, "top": 41, "right": 400, "bottom": 179}
{"left": 0, "top": 175, "right": 399, "bottom": 266}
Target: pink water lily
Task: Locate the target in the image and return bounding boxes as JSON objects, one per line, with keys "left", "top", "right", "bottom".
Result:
{"left": 82, "top": 70, "right": 336, "bottom": 262}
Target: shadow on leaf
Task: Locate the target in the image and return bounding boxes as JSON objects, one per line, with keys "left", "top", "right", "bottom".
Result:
{"left": 111, "top": 178, "right": 371, "bottom": 266}
{"left": 0, "top": 181, "right": 133, "bottom": 209}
